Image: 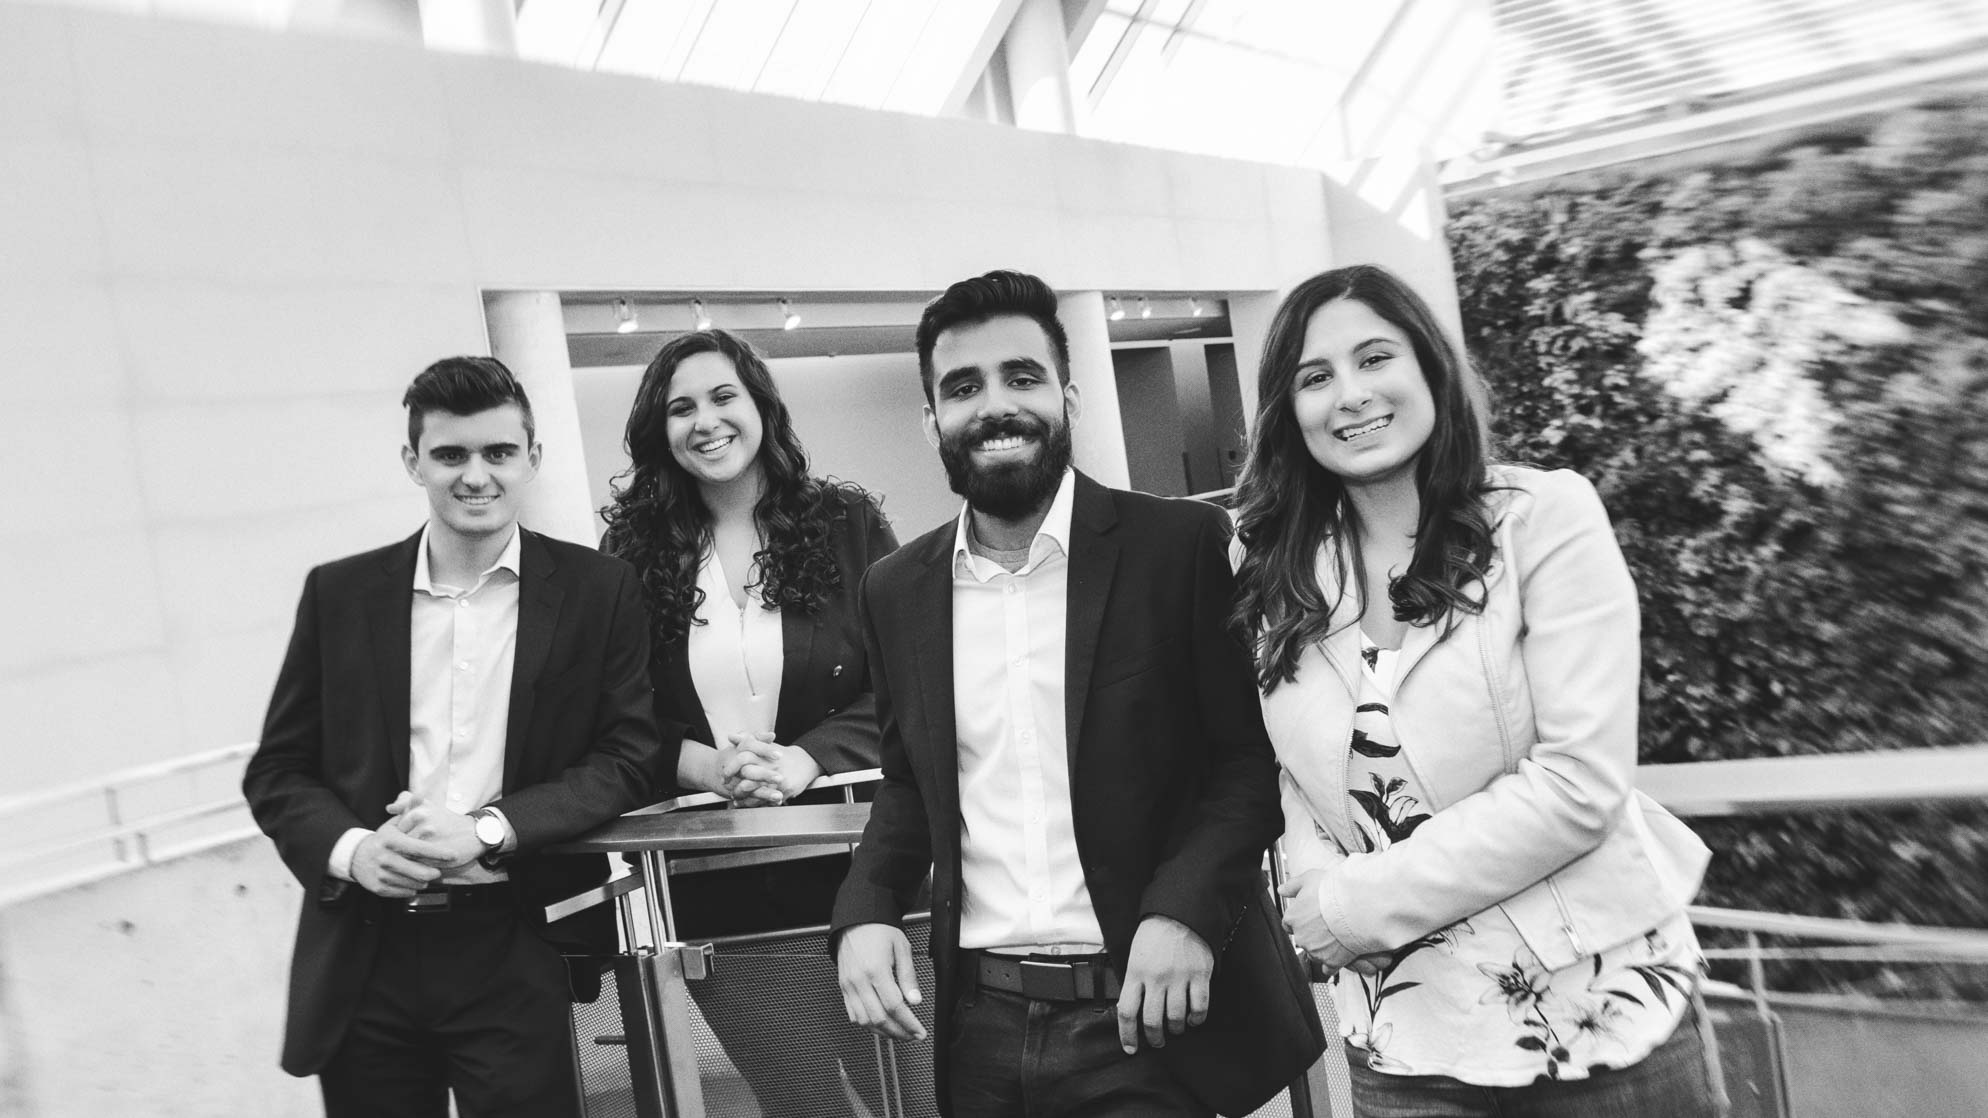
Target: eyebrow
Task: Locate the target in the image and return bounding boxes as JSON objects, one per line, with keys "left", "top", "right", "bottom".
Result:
{"left": 667, "top": 382, "right": 741, "bottom": 405}
{"left": 428, "top": 441, "right": 521, "bottom": 456}
{"left": 937, "top": 357, "right": 1047, "bottom": 388}
{"left": 1298, "top": 337, "right": 1399, "bottom": 369}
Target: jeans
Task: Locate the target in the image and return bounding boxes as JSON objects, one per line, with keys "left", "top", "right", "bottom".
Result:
{"left": 948, "top": 985, "right": 1210, "bottom": 1118}
{"left": 1345, "top": 999, "right": 1729, "bottom": 1118}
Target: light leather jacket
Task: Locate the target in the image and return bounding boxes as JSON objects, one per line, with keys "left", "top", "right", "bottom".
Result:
{"left": 1264, "top": 465, "right": 1709, "bottom": 972}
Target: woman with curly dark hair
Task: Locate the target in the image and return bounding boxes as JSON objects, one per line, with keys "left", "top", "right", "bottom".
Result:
{"left": 1233, "top": 265, "right": 1724, "bottom": 1117}
{"left": 600, "top": 328, "right": 897, "bottom": 1115}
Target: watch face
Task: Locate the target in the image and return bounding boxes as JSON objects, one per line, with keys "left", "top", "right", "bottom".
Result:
{"left": 474, "top": 812, "right": 503, "bottom": 847}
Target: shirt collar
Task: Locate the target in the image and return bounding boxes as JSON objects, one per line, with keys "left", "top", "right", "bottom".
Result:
{"left": 414, "top": 522, "right": 523, "bottom": 596}
{"left": 950, "top": 468, "right": 1078, "bottom": 576}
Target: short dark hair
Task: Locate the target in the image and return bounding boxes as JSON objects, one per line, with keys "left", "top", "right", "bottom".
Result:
{"left": 914, "top": 269, "right": 1071, "bottom": 403}
{"left": 401, "top": 356, "right": 535, "bottom": 450}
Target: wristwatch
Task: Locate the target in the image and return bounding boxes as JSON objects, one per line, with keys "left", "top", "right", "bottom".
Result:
{"left": 469, "top": 807, "right": 508, "bottom": 868}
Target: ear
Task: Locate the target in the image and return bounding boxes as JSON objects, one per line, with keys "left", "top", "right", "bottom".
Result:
{"left": 1062, "top": 380, "right": 1083, "bottom": 429}
{"left": 526, "top": 441, "right": 543, "bottom": 477}
{"left": 922, "top": 403, "right": 941, "bottom": 450}
{"left": 401, "top": 444, "right": 420, "bottom": 483}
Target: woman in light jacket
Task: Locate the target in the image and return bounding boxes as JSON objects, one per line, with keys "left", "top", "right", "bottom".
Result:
{"left": 1231, "top": 265, "right": 1724, "bottom": 1116}
{"left": 601, "top": 328, "right": 898, "bottom": 1117}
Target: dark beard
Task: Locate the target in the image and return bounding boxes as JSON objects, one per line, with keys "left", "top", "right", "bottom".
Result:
{"left": 937, "top": 411, "right": 1073, "bottom": 521}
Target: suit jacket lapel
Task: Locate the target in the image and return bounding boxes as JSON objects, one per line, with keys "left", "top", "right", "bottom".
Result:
{"left": 774, "top": 606, "right": 818, "bottom": 743}
{"left": 505, "top": 529, "right": 562, "bottom": 791}
{"left": 368, "top": 531, "right": 421, "bottom": 790}
{"left": 1063, "top": 474, "right": 1119, "bottom": 764}
{"left": 905, "top": 526, "right": 958, "bottom": 808}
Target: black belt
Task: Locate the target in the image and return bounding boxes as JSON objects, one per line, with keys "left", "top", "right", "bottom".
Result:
{"left": 393, "top": 882, "right": 519, "bottom": 915}
{"left": 968, "top": 950, "right": 1122, "bottom": 1001}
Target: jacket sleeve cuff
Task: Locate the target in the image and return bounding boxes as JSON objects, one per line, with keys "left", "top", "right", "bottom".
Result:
{"left": 1318, "top": 861, "right": 1383, "bottom": 956}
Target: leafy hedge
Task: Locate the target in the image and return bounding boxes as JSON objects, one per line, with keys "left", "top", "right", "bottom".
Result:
{"left": 1446, "top": 96, "right": 1988, "bottom": 995}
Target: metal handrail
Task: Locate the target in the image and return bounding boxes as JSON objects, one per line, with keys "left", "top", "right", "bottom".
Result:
{"left": 1638, "top": 744, "right": 1988, "bottom": 816}
{"left": 0, "top": 741, "right": 255, "bottom": 816}
{"left": 0, "top": 741, "right": 260, "bottom": 908}
{"left": 624, "top": 767, "right": 885, "bottom": 816}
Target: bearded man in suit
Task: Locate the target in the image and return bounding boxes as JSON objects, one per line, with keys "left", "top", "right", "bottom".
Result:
{"left": 833, "top": 270, "right": 1303, "bottom": 1117}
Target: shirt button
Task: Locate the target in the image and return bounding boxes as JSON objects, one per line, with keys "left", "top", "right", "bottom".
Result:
{"left": 457, "top": 661, "right": 470, "bottom": 671}
{"left": 457, "top": 599, "right": 467, "bottom": 608}
{"left": 1005, "top": 584, "right": 1017, "bottom": 595}
{"left": 455, "top": 730, "right": 467, "bottom": 740}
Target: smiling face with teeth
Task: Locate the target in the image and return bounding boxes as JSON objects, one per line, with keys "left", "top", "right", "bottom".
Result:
{"left": 402, "top": 403, "right": 540, "bottom": 550}
{"left": 664, "top": 350, "right": 767, "bottom": 493}
{"left": 1290, "top": 296, "right": 1436, "bottom": 491}
{"left": 924, "top": 313, "right": 1080, "bottom": 525}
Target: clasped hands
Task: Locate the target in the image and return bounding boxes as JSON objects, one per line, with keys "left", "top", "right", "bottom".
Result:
{"left": 348, "top": 791, "right": 485, "bottom": 900}
{"left": 836, "top": 914, "right": 1216, "bottom": 1054}
{"left": 716, "top": 732, "right": 821, "bottom": 808}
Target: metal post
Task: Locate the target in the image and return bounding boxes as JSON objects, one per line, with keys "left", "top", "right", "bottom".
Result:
{"left": 104, "top": 786, "right": 127, "bottom": 863}
{"left": 1746, "top": 931, "right": 1771, "bottom": 1017}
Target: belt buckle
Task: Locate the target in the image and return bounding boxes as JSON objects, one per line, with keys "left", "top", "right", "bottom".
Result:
{"left": 405, "top": 890, "right": 451, "bottom": 914}
{"left": 1020, "top": 959, "right": 1077, "bottom": 1001}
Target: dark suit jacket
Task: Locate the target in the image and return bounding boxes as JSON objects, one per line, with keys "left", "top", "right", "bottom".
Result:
{"left": 830, "top": 473, "right": 1282, "bottom": 1110}
{"left": 648, "top": 487, "right": 899, "bottom": 794}
{"left": 243, "top": 527, "right": 659, "bottom": 1076}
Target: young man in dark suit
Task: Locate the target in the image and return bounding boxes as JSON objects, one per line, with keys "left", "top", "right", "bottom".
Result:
{"left": 833, "top": 271, "right": 1300, "bottom": 1116}
{"left": 243, "top": 356, "right": 658, "bottom": 1118}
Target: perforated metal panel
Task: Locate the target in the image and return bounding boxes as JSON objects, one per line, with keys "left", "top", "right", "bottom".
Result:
{"left": 571, "top": 957, "right": 664, "bottom": 1118}
{"left": 684, "top": 919, "right": 940, "bottom": 1118}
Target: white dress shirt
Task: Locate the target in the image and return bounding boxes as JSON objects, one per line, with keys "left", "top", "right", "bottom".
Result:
{"left": 951, "top": 470, "right": 1105, "bottom": 952}
{"left": 327, "top": 523, "right": 520, "bottom": 885}
{"left": 684, "top": 545, "right": 784, "bottom": 750}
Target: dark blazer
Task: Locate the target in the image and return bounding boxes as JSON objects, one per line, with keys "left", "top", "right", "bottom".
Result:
{"left": 648, "top": 487, "right": 899, "bottom": 794}
{"left": 243, "top": 527, "right": 659, "bottom": 1076}
{"left": 830, "top": 472, "right": 1284, "bottom": 1110}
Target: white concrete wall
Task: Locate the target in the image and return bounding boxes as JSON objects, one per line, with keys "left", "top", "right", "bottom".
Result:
{"left": 0, "top": 837, "right": 315, "bottom": 1117}
{"left": 0, "top": 3, "right": 1342, "bottom": 798}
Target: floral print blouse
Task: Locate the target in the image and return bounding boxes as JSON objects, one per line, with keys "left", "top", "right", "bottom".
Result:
{"left": 1328, "top": 636, "right": 1702, "bottom": 1085}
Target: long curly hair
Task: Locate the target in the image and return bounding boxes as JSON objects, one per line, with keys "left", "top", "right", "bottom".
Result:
{"left": 1231, "top": 265, "right": 1501, "bottom": 691}
{"left": 600, "top": 329, "right": 862, "bottom": 651}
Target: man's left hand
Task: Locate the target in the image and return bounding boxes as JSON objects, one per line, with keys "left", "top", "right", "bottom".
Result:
{"left": 390, "top": 795, "right": 482, "bottom": 868}
{"left": 1116, "top": 914, "right": 1213, "bottom": 1053}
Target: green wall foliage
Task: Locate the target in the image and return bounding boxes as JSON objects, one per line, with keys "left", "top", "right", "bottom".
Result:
{"left": 1447, "top": 96, "right": 1988, "bottom": 994}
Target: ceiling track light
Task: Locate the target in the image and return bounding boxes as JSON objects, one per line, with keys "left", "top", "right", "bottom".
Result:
{"left": 691, "top": 298, "right": 712, "bottom": 331}
{"left": 780, "top": 298, "right": 801, "bottom": 331}
{"left": 1138, "top": 296, "right": 1152, "bottom": 319}
{"left": 614, "top": 297, "right": 639, "bottom": 334}
{"left": 1189, "top": 296, "right": 1205, "bottom": 317}
{"left": 1107, "top": 296, "right": 1126, "bottom": 321}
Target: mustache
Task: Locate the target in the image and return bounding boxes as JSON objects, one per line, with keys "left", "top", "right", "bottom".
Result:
{"left": 964, "top": 414, "right": 1048, "bottom": 443}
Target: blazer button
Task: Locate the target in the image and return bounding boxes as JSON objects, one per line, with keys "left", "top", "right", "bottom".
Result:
{"left": 831, "top": 664, "right": 844, "bottom": 678}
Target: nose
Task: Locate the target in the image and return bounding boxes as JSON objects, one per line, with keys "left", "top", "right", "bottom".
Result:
{"left": 461, "top": 455, "right": 490, "bottom": 488}
{"left": 975, "top": 382, "right": 1019, "bottom": 417}
{"left": 1339, "top": 373, "right": 1374, "bottom": 411}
